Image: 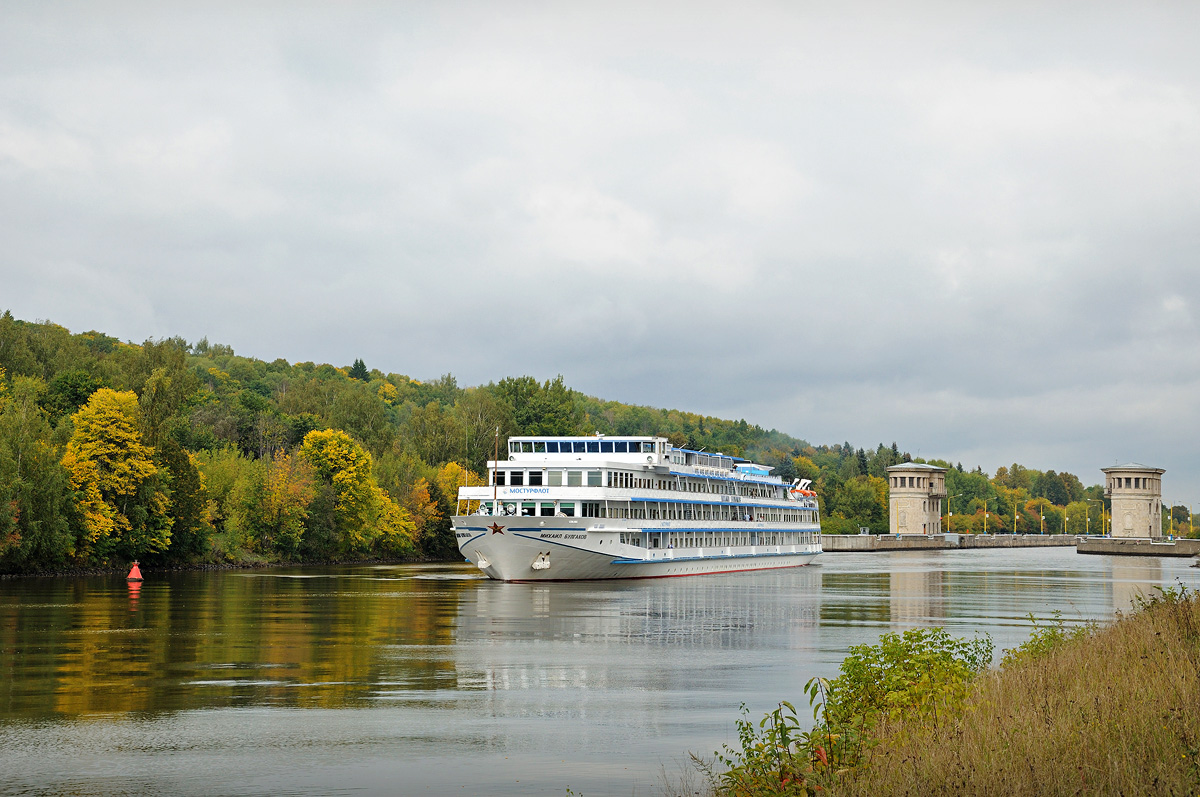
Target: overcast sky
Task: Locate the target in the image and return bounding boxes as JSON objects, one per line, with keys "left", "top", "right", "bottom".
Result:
{"left": 2, "top": 2, "right": 1199, "bottom": 501}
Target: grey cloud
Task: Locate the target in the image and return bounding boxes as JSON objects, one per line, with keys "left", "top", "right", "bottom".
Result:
{"left": 2, "top": 1, "right": 1199, "bottom": 497}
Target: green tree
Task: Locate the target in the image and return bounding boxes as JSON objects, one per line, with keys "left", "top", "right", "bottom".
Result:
{"left": 348, "top": 358, "right": 369, "bottom": 381}
{"left": 0, "top": 377, "right": 74, "bottom": 570}
{"left": 154, "top": 439, "right": 210, "bottom": 562}
{"left": 43, "top": 369, "right": 104, "bottom": 422}
{"left": 1034, "top": 470, "right": 1070, "bottom": 506}
{"left": 493, "top": 375, "right": 580, "bottom": 435}
{"left": 406, "top": 401, "right": 462, "bottom": 466}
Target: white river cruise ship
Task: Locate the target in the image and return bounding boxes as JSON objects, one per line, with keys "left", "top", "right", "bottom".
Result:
{"left": 453, "top": 435, "right": 822, "bottom": 581}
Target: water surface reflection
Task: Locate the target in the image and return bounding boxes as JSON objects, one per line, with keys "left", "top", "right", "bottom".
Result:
{"left": 1, "top": 549, "right": 1196, "bottom": 795}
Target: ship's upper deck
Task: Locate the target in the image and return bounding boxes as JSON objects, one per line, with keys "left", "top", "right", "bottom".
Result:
{"left": 498, "top": 435, "right": 783, "bottom": 486}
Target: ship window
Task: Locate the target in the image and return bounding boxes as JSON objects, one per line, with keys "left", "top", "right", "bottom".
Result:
{"left": 587, "top": 470, "right": 602, "bottom": 487}
{"left": 615, "top": 441, "right": 628, "bottom": 453}
{"left": 529, "top": 471, "right": 543, "bottom": 486}
{"left": 521, "top": 442, "right": 533, "bottom": 453}
{"left": 494, "top": 471, "right": 506, "bottom": 486}
{"left": 521, "top": 502, "right": 536, "bottom": 516}
{"left": 510, "top": 471, "right": 525, "bottom": 486}
{"left": 642, "top": 442, "right": 653, "bottom": 453}
{"left": 548, "top": 471, "right": 562, "bottom": 486}
{"left": 600, "top": 441, "right": 614, "bottom": 453}
{"left": 540, "top": 502, "right": 555, "bottom": 516}
{"left": 545, "top": 441, "right": 559, "bottom": 453}
{"left": 534, "top": 441, "right": 546, "bottom": 453}
{"left": 509, "top": 442, "right": 519, "bottom": 454}
{"left": 567, "top": 470, "right": 583, "bottom": 486}
{"left": 573, "top": 442, "right": 586, "bottom": 453}
{"left": 559, "top": 502, "right": 575, "bottom": 517}
{"left": 586, "top": 441, "right": 600, "bottom": 453}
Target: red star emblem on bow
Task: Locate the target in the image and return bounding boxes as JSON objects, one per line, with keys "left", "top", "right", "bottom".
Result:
{"left": 488, "top": 522, "right": 505, "bottom": 535}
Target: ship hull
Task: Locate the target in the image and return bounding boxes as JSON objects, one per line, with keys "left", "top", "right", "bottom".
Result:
{"left": 454, "top": 517, "right": 820, "bottom": 581}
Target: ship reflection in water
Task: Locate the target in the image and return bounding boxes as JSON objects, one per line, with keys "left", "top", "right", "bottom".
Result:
{"left": 0, "top": 549, "right": 1196, "bottom": 796}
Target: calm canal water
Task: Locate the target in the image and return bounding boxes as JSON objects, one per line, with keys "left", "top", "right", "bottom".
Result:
{"left": 2, "top": 548, "right": 1198, "bottom": 796}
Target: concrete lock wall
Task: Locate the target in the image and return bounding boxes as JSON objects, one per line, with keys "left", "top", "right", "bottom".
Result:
{"left": 819, "top": 534, "right": 1079, "bottom": 552}
{"left": 1076, "top": 537, "right": 1200, "bottom": 558}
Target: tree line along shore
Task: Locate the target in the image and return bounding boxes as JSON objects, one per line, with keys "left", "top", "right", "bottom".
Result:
{"left": 2, "top": 311, "right": 1195, "bottom": 575}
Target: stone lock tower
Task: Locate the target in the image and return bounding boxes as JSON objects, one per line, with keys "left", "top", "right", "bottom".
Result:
{"left": 1102, "top": 464, "right": 1164, "bottom": 538}
{"left": 887, "top": 463, "right": 948, "bottom": 535}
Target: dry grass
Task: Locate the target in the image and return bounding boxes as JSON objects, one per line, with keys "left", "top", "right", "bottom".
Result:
{"left": 835, "top": 591, "right": 1200, "bottom": 796}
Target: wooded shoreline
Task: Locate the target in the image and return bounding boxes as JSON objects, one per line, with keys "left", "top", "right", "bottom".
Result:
{"left": 3, "top": 311, "right": 1195, "bottom": 577}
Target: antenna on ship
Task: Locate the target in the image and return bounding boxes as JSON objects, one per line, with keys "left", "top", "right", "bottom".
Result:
{"left": 493, "top": 426, "right": 499, "bottom": 514}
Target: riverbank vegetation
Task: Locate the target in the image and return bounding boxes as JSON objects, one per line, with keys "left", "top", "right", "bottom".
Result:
{"left": 1, "top": 312, "right": 1191, "bottom": 574}
{"left": 0, "top": 312, "right": 856, "bottom": 574}
{"left": 691, "top": 584, "right": 1200, "bottom": 796}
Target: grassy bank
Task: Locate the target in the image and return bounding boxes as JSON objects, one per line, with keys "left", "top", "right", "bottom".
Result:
{"left": 694, "top": 585, "right": 1200, "bottom": 796}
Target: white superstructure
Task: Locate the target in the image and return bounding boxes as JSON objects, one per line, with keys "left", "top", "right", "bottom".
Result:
{"left": 453, "top": 435, "right": 821, "bottom": 581}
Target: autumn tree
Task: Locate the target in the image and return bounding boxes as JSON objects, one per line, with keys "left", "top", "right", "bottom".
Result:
{"left": 62, "top": 388, "right": 173, "bottom": 562}
{"left": 404, "top": 478, "right": 441, "bottom": 546}
{"left": 239, "top": 450, "right": 316, "bottom": 557}
{"left": 299, "top": 429, "right": 415, "bottom": 556}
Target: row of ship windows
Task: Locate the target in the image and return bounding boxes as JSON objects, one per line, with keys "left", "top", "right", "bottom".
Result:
{"left": 620, "top": 530, "right": 819, "bottom": 548}
{"left": 510, "top": 440, "right": 658, "bottom": 454}
{"left": 494, "top": 469, "right": 785, "bottom": 497}
{"left": 495, "top": 470, "right": 601, "bottom": 487}
{"left": 474, "top": 500, "right": 817, "bottom": 523}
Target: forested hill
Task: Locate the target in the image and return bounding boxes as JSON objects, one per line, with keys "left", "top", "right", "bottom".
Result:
{"left": 1, "top": 313, "right": 1169, "bottom": 575}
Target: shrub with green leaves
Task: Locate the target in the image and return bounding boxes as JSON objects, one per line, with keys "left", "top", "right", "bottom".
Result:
{"left": 709, "top": 627, "right": 993, "bottom": 796}
{"left": 826, "top": 627, "right": 993, "bottom": 726}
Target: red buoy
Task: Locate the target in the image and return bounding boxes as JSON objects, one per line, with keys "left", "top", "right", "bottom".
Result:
{"left": 127, "top": 561, "right": 143, "bottom": 582}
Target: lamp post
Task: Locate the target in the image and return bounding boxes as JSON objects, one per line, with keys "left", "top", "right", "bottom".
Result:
{"left": 946, "top": 493, "right": 964, "bottom": 533}
{"left": 982, "top": 496, "right": 996, "bottom": 535}
{"left": 1040, "top": 505, "right": 1045, "bottom": 535}
{"left": 1087, "top": 498, "right": 1104, "bottom": 537}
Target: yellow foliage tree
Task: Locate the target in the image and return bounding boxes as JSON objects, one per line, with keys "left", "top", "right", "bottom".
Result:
{"left": 299, "top": 429, "right": 415, "bottom": 555}
{"left": 376, "top": 381, "right": 398, "bottom": 405}
{"left": 435, "top": 461, "right": 484, "bottom": 514}
{"left": 250, "top": 450, "right": 316, "bottom": 556}
{"left": 375, "top": 486, "right": 418, "bottom": 557}
{"left": 62, "top": 388, "right": 172, "bottom": 561}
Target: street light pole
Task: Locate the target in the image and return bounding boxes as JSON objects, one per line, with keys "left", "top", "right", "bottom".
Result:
{"left": 983, "top": 496, "right": 995, "bottom": 535}
{"left": 947, "top": 493, "right": 963, "bottom": 534}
